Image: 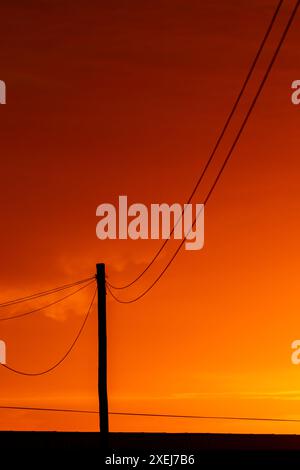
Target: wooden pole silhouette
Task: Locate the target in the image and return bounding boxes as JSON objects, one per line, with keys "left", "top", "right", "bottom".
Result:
{"left": 96, "top": 263, "right": 109, "bottom": 433}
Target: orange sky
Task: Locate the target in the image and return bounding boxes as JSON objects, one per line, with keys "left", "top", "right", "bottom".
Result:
{"left": 0, "top": 0, "right": 300, "bottom": 433}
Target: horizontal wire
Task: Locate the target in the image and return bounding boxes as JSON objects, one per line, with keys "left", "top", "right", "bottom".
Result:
{"left": 0, "top": 406, "right": 300, "bottom": 424}
{"left": 0, "top": 405, "right": 98, "bottom": 414}
{"left": 110, "top": 411, "right": 300, "bottom": 423}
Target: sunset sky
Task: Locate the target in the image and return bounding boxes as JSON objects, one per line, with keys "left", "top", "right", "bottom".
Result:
{"left": 0, "top": 0, "right": 300, "bottom": 433}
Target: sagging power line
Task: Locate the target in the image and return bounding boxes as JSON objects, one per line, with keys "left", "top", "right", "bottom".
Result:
{"left": 0, "top": 2, "right": 299, "bottom": 437}
{"left": 0, "top": 267, "right": 106, "bottom": 433}
{"left": 108, "top": 0, "right": 284, "bottom": 292}
{"left": 107, "top": 0, "right": 299, "bottom": 304}
{"left": 1, "top": 286, "right": 97, "bottom": 376}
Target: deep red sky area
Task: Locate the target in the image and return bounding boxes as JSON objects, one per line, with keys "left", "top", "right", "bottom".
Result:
{"left": 0, "top": 0, "right": 300, "bottom": 432}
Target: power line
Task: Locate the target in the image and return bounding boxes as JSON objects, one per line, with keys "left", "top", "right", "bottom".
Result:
{"left": 0, "top": 405, "right": 98, "bottom": 414}
{"left": 0, "top": 276, "right": 95, "bottom": 308}
{"left": 109, "top": 411, "right": 300, "bottom": 424}
{"left": 108, "top": 0, "right": 284, "bottom": 291}
{"left": 1, "top": 287, "right": 97, "bottom": 376}
{"left": 107, "top": 0, "right": 300, "bottom": 304}
{"left": 0, "top": 406, "right": 300, "bottom": 424}
{"left": 0, "top": 279, "right": 95, "bottom": 322}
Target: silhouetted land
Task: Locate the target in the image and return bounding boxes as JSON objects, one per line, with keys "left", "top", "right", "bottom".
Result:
{"left": 0, "top": 432, "right": 300, "bottom": 463}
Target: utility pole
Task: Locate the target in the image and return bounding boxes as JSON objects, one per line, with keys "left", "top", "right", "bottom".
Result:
{"left": 96, "top": 263, "right": 109, "bottom": 434}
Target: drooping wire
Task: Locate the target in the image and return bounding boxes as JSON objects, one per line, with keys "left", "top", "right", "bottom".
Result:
{"left": 1, "top": 287, "right": 97, "bottom": 376}
{"left": 108, "top": 0, "right": 284, "bottom": 291}
{"left": 0, "top": 276, "right": 95, "bottom": 308}
{"left": 107, "top": 0, "right": 300, "bottom": 304}
{"left": 0, "top": 279, "right": 95, "bottom": 322}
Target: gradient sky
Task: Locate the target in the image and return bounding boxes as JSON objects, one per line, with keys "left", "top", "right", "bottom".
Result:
{"left": 0, "top": 0, "right": 300, "bottom": 433}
